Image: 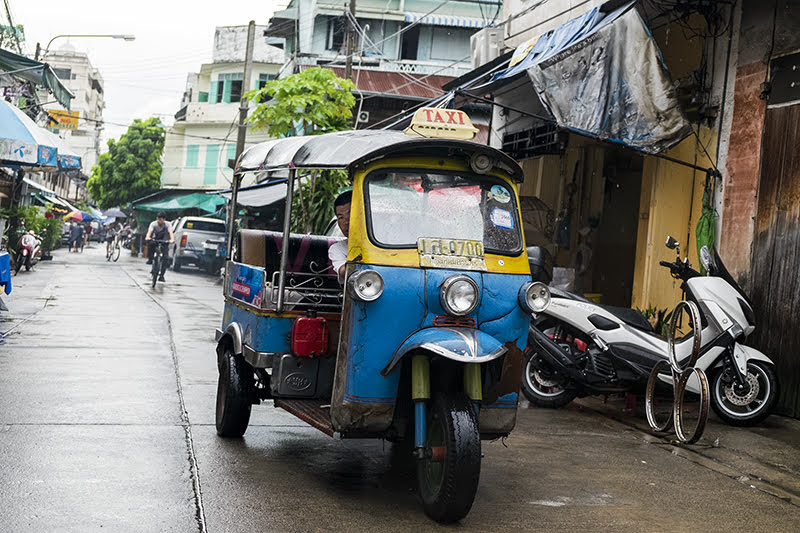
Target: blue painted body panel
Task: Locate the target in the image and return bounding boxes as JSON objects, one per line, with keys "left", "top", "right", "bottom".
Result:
{"left": 223, "top": 302, "right": 294, "bottom": 353}
{"left": 344, "top": 265, "right": 530, "bottom": 408}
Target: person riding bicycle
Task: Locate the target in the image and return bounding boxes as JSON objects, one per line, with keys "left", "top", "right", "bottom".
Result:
{"left": 106, "top": 220, "right": 123, "bottom": 256}
{"left": 145, "top": 211, "right": 174, "bottom": 281}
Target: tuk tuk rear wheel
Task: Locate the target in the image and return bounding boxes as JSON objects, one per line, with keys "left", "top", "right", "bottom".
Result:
{"left": 215, "top": 346, "right": 253, "bottom": 438}
{"left": 417, "top": 393, "right": 481, "bottom": 523}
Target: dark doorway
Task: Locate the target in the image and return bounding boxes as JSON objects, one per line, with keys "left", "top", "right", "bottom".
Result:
{"left": 400, "top": 25, "right": 420, "bottom": 60}
{"left": 590, "top": 149, "right": 643, "bottom": 307}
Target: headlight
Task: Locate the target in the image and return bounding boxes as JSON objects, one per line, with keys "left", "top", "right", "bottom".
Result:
{"left": 347, "top": 270, "right": 384, "bottom": 302}
{"left": 519, "top": 281, "right": 551, "bottom": 314}
{"left": 440, "top": 275, "right": 479, "bottom": 316}
{"left": 699, "top": 246, "right": 715, "bottom": 274}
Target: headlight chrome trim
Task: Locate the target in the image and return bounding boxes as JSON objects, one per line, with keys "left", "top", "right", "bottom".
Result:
{"left": 439, "top": 275, "right": 480, "bottom": 317}
{"left": 519, "top": 281, "right": 551, "bottom": 314}
{"left": 347, "top": 269, "right": 385, "bottom": 302}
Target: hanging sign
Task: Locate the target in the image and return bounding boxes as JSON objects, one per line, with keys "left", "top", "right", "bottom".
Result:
{"left": 47, "top": 109, "right": 79, "bottom": 130}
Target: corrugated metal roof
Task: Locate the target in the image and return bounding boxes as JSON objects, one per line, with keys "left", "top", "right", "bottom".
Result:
{"left": 300, "top": 65, "right": 454, "bottom": 99}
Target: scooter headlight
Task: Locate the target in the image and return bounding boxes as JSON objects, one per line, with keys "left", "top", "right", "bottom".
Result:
{"left": 347, "top": 270, "right": 384, "bottom": 302}
{"left": 519, "top": 281, "right": 551, "bottom": 314}
{"left": 440, "top": 275, "right": 479, "bottom": 316}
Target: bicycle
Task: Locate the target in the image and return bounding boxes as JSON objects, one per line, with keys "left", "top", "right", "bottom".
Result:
{"left": 149, "top": 239, "right": 169, "bottom": 288}
{"left": 106, "top": 235, "right": 121, "bottom": 262}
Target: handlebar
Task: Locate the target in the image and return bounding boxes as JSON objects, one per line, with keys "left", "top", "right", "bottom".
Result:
{"left": 659, "top": 258, "right": 701, "bottom": 281}
{"left": 659, "top": 260, "right": 672, "bottom": 268}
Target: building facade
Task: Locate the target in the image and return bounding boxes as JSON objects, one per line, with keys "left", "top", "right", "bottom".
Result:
{"left": 462, "top": 0, "right": 800, "bottom": 416}
{"left": 161, "top": 25, "right": 284, "bottom": 190}
{"left": 37, "top": 46, "right": 105, "bottom": 202}
{"left": 265, "top": 0, "right": 499, "bottom": 130}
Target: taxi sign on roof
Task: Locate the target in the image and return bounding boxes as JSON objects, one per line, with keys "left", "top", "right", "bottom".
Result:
{"left": 404, "top": 107, "right": 479, "bottom": 140}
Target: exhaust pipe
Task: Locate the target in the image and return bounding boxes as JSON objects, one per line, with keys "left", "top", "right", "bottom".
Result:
{"left": 527, "top": 324, "right": 583, "bottom": 381}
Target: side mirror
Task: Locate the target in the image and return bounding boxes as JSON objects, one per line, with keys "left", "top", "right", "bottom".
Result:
{"left": 665, "top": 236, "right": 679, "bottom": 250}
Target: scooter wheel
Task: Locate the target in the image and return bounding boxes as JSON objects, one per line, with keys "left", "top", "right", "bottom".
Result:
{"left": 710, "top": 361, "right": 778, "bottom": 427}
{"left": 520, "top": 349, "right": 577, "bottom": 408}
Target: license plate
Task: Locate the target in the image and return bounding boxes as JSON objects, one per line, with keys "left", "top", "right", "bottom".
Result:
{"left": 417, "top": 238, "right": 486, "bottom": 271}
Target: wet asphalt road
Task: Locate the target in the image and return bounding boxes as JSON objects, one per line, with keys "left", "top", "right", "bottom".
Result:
{"left": 1, "top": 244, "right": 799, "bottom": 532}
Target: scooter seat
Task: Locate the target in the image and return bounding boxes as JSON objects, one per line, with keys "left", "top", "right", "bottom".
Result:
{"left": 598, "top": 305, "right": 654, "bottom": 333}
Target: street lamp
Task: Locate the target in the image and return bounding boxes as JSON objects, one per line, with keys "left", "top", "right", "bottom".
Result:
{"left": 35, "top": 34, "right": 136, "bottom": 60}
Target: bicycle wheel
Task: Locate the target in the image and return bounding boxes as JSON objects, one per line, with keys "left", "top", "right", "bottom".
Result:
{"left": 151, "top": 254, "right": 159, "bottom": 288}
{"left": 112, "top": 242, "right": 121, "bottom": 262}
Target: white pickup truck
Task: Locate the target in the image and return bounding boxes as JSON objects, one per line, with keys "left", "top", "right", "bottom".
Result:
{"left": 170, "top": 216, "right": 226, "bottom": 273}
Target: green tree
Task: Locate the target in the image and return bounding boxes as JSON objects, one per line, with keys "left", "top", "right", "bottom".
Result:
{"left": 246, "top": 68, "right": 355, "bottom": 233}
{"left": 87, "top": 117, "right": 165, "bottom": 208}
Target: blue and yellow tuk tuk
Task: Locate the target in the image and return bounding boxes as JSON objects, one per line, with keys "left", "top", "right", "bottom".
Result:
{"left": 214, "top": 109, "right": 551, "bottom": 522}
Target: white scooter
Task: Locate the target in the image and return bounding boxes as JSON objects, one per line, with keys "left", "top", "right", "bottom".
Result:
{"left": 523, "top": 236, "right": 778, "bottom": 426}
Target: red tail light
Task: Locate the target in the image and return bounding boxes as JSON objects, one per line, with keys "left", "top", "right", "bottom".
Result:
{"left": 180, "top": 234, "right": 187, "bottom": 248}
{"left": 291, "top": 316, "right": 328, "bottom": 357}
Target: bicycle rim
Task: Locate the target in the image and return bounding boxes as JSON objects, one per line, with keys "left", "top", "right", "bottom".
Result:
{"left": 112, "top": 243, "right": 121, "bottom": 262}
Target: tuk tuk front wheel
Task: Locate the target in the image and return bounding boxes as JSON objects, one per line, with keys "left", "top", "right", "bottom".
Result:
{"left": 417, "top": 393, "right": 481, "bottom": 523}
{"left": 215, "top": 346, "right": 253, "bottom": 438}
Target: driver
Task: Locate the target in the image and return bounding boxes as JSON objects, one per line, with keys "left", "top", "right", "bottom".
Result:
{"left": 328, "top": 190, "right": 351, "bottom": 284}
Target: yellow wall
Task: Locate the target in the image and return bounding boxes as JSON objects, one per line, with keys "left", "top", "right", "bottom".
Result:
{"left": 632, "top": 127, "right": 715, "bottom": 312}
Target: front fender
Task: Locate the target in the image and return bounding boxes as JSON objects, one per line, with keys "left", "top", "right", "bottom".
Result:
{"left": 215, "top": 322, "right": 244, "bottom": 358}
{"left": 380, "top": 327, "right": 507, "bottom": 376}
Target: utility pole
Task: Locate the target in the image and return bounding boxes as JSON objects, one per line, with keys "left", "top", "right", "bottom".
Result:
{"left": 344, "top": 0, "right": 356, "bottom": 79}
{"left": 234, "top": 21, "right": 256, "bottom": 164}
{"left": 228, "top": 21, "right": 256, "bottom": 260}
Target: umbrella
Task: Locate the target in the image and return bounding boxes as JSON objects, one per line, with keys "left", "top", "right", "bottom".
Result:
{"left": 0, "top": 99, "right": 58, "bottom": 167}
{"left": 63, "top": 210, "right": 92, "bottom": 222}
{"left": 102, "top": 207, "right": 127, "bottom": 218}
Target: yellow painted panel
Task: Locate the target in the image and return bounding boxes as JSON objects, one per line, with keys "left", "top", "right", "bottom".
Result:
{"left": 346, "top": 157, "right": 530, "bottom": 274}
{"left": 631, "top": 128, "right": 716, "bottom": 313}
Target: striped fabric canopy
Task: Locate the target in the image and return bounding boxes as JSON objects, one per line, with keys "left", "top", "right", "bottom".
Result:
{"left": 403, "top": 12, "right": 493, "bottom": 29}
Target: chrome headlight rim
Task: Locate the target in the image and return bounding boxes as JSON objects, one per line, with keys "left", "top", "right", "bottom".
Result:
{"left": 347, "top": 269, "right": 385, "bottom": 302}
{"left": 519, "top": 281, "right": 551, "bottom": 314}
{"left": 439, "top": 274, "right": 480, "bottom": 317}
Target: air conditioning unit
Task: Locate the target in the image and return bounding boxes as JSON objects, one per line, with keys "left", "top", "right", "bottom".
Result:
{"left": 470, "top": 27, "right": 504, "bottom": 69}
{"left": 357, "top": 111, "right": 370, "bottom": 123}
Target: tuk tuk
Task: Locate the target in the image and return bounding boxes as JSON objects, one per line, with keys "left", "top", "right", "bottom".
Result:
{"left": 214, "top": 108, "right": 551, "bottom": 523}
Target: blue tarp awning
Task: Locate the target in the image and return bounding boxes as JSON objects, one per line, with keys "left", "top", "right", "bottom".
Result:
{"left": 477, "top": 1, "right": 691, "bottom": 154}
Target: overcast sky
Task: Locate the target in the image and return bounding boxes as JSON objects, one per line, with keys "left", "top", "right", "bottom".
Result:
{"left": 8, "top": 0, "right": 288, "bottom": 144}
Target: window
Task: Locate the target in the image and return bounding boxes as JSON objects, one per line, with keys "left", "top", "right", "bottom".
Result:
{"left": 204, "top": 145, "right": 220, "bottom": 185}
{"left": 431, "top": 27, "right": 470, "bottom": 61}
{"left": 214, "top": 73, "right": 244, "bottom": 103}
{"left": 326, "top": 16, "right": 346, "bottom": 51}
{"left": 186, "top": 145, "right": 199, "bottom": 168}
{"left": 198, "top": 91, "right": 208, "bottom": 103}
{"left": 365, "top": 170, "right": 522, "bottom": 254}
{"left": 230, "top": 80, "right": 242, "bottom": 102}
{"left": 226, "top": 144, "right": 237, "bottom": 169}
{"left": 52, "top": 67, "right": 71, "bottom": 80}
{"left": 257, "top": 73, "right": 278, "bottom": 90}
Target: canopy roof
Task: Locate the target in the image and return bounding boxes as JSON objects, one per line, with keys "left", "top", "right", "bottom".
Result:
{"left": 218, "top": 179, "right": 288, "bottom": 207}
{"left": 135, "top": 192, "right": 226, "bottom": 213}
{"left": 236, "top": 130, "right": 523, "bottom": 182}
{"left": 0, "top": 48, "right": 74, "bottom": 110}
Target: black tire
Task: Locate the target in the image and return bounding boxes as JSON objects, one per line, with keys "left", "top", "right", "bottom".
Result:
{"left": 111, "top": 243, "right": 121, "bottom": 262}
{"left": 215, "top": 345, "right": 253, "bottom": 438}
{"left": 710, "top": 360, "right": 778, "bottom": 427}
{"left": 521, "top": 348, "right": 578, "bottom": 408}
{"left": 173, "top": 256, "right": 182, "bottom": 272}
{"left": 24, "top": 256, "right": 31, "bottom": 271}
{"left": 417, "top": 393, "right": 481, "bottom": 523}
{"left": 151, "top": 255, "right": 159, "bottom": 288}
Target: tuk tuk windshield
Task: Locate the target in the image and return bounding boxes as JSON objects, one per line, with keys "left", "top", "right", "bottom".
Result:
{"left": 365, "top": 170, "right": 522, "bottom": 254}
